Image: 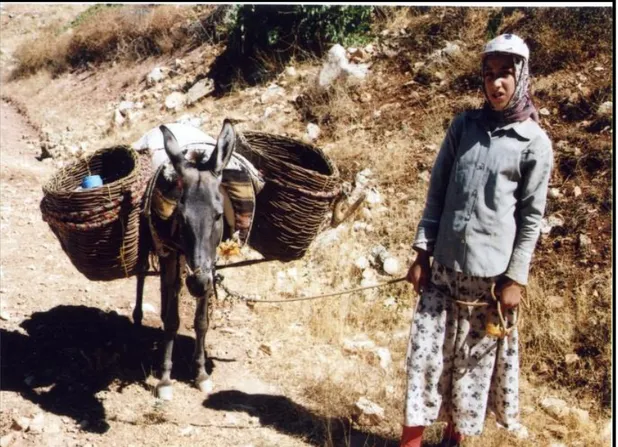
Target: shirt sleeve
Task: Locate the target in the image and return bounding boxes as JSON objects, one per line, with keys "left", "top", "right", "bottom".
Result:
{"left": 504, "top": 134, "right": 554, "bottom": 285}
{"left": 412, "top": 113, "right": 463, "bottom": 254}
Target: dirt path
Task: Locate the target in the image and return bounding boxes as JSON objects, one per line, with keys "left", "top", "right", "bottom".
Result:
{"left": 0, "top": 100, "right": 320, "bottom": 447}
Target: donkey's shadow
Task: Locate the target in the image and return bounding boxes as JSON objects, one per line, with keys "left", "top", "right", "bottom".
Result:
{"left": 1, "top": 305, "right": 211, "bottom": 433}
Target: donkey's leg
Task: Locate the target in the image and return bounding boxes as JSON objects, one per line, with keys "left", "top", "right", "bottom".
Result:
{"left": 133, "top": 220, "right": 151, "bottom": 327}
{"left": 156, "top": 252, "right": 181, "bottom": 401}
{"left": 193, "top": 293, "right": 211, "bottom": 393}
{"left": 133, "top": 273, "right": 145, "bottom": 327}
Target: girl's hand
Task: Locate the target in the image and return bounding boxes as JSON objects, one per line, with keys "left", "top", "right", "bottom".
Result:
{"left": 497, "top": 280, "right": 523, "bottom": 309}
{"left": 406, "top": 251, "right": 431, "bottom": 295}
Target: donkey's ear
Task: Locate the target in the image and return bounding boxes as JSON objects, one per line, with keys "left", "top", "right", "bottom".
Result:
{"left": 160, "top": 125, "right": 187, "bottom": 176}
{"left": 209, "top": 119, "right": 236, "bottom": 176}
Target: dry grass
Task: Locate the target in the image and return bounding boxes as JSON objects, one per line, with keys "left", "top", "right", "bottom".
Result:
{"left": 11, "top": 5, "right": 194, "bottom": 79}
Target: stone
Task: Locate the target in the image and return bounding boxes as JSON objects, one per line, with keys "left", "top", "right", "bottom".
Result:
{"left": 284, "top": 66, "right": 297, "bottom": 77}
{"left": 0, "top": 433, "right": 15, "bottom": 447}
{"left": 12, "top": 416, "right": 31, "bottom": 431}
{"left": 353, "top": 397, "right": 385, "bottom": 426}
{"left": 573, "top": 186, "right": 582, "bottom": 197}
{"left": 565, "top": 353, "right": 580, "bottom": 364}
{"left": 165, "top": 92, "right": 187, "bottom": 111}
{"left": 597, "top": 101, "right": 612, "bottom": 118}
{"left": 146, "top": 67, "right": 166, "bottom": 86}
{"left": 354, "top": 256, "right": 369, "bottom": 270}
{"left": 374, "top": 347, "right": 392, "bottom": 369}
{"left": 260, "top": 84, "right": 285, "bottom": 103}
{"left": 540, "top": 397, "right": 569, "bottom": 419}
{"left": 549, "top": 188, "right": 561, "bottom": 198}
{"left": 383, "top": 257, "right": 400, "bottom": 276}
{"left": 187, "top": 78, "right": 214, "bottom": 105}
{"left": 539, "top": 108, "right": 551, "bottom": 116}
{"left": 578, "top": 234, "right": 592, "bottom": 249}
{"left": 306, "top": 123, "right": 321, "bottom": 141}
{"left": 28, "top": 414, "right": 45, "bottom": 433}
{"left": 343, "top": 336, "right": 375, "bottom": 352}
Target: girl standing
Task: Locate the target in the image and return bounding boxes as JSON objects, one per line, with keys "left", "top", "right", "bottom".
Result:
{"left": 401, "top": 34, "right": 553, "bottom": 447}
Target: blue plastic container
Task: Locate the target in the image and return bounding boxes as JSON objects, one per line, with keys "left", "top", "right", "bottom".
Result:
{"left": 81, "top": 175, "right": 103, "bottom": 189}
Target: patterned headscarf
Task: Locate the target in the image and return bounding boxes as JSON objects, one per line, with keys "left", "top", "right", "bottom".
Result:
{"left": 481, "top": 53, "right": 539, "bottom": 124}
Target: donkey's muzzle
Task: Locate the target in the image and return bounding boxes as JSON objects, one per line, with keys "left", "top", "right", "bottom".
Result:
{"left": 186, "top": 272, "right": 212, "bottom": 297}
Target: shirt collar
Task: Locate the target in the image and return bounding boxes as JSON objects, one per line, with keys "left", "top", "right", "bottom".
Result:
{"left": 469, "top": 110, "right": 537, "bottom": 140}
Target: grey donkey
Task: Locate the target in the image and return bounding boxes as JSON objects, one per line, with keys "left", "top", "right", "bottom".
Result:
{"left": 133, "top": 120, "right": 236, "bottom": 400}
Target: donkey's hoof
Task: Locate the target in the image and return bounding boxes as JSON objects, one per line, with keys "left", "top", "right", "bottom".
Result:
{"left": 157, "top": 384, "right": 173, "bottom": 401}
{"left": 197, "top": 378, "right": 214, "bottom": 394}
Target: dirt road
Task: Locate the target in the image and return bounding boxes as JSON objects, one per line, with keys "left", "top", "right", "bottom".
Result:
{"left": 1, "top": 100, "right": 377, "bottom": 447}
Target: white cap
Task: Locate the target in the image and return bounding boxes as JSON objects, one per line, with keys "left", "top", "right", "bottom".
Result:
{"left": 482, "top": 34, "right": 529, "bottom": 62}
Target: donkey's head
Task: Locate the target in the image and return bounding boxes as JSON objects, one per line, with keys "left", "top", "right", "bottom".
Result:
{"left": 160, "top": 120, "right": 236, "bottom": 297}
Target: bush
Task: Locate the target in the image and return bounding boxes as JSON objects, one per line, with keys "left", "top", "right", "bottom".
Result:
{"left": 207, "top": 5, "right": 375, "bottom": 92}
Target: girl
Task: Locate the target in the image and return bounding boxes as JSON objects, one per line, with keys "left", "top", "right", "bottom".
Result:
{"left": 401, "top": 34, "right": 553, "bottom": 447}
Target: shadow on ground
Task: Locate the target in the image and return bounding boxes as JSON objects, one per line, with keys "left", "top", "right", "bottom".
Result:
{"left": 0, "top": 305, "right": 214, "bottom": 433}
{"left": 204, "top": 390, "right": 402, "bottom": 447}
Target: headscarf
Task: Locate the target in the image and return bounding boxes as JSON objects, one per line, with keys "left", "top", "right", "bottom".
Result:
{"left": 481, "top": 53, "right": 539, "bottom": 125}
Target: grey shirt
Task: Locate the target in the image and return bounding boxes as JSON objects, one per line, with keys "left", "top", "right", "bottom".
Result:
{"left": 413, "top": 110, "right": 553, "bottom": 285}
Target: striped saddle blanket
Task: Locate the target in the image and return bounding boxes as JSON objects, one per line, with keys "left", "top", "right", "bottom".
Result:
{"left": 133, "top": 123, "right": 264, "bottom": 246}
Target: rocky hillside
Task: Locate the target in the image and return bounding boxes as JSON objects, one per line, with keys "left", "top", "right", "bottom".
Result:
{"left": 0, "top": 5, "right": 613, "bottom": 447}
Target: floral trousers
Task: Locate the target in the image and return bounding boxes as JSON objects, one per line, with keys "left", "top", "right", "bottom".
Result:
{"left": 404, "top": 261, "right": 520, "bottom": 436}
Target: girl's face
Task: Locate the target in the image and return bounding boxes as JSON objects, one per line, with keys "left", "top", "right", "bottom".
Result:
{"left": 483, "top": 54, "right": 516, "bottom": 111}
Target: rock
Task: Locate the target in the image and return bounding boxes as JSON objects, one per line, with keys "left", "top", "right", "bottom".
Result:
{"left": 354, "top": 256, "right": 370, "bottom": 270}
{"left": 306, "top": 123, "right": 321, "bottom": 141}
{"left": 578, "top": 234, "right": 592, "bottom": 249}
{"left": 318, "top": 44, "right": 369, "bottom": 88}
{"left": 28, "top": 414, "right": 45, "bottom": 433}
{"left": 117, "top": 101, "right": 135, "bottom": 112}
{"left": 146, "top": 67, "right": 166, "bottom": 86}
{"left": 573, "top": 186, "right": 582, "bottom": 197}
{"left": 165, "top": 92, "right": 187, "bottom": 111}
{"left": 355, "top": 168, "right": 373, "bottom": 187}
{"left": 0, "top": 310, "right": 11, "bottom": 321}
{"left": 187, "top": 78, "right": 214, "bottom": 105}
{"left": 173, "top": 59, "right": 186, "bottom": 70}
{"left": 343, "top": 335, "right": 375, "bottom": 352}
{"left": 565, "top": 353, "right": 579, "bottom": 364}
{"left": 540, "top": 215, "right": 564, "bottom": 234}
{"left": 113, "top": 109, "right": 125, "bottom": 127}
{"left": 374, "top": 347, "right": 392, "bottom": 369}
{"left": 597, "top": 101, "right": 612, "bottom": 118}
{"left": 383, "top": 297, "right": 397, "bottom": 308}
{"left": 383, "top": 257, "right": 400, "bottom": 276}
{"left": 260, "top": 84, "right": 285, "bottom": 103}
{"left": 539, "top": 108, "right": 551, "bottom": 116}
{"left": 442, "top": 42, "right": 462, "bottom": 58}
{"left": 12, "top": 416, "right": 31, "bottom": 431}
{"left": 353, "top": 397, "right": 385, "bottom": 426}
{"left": 0, "top": 433, "right": 15, "bottom": 447}
{"left": 512, "top": 424, "right": 529, "bottom": 440}
{"left": 365, "top": 188, "right": 382, "bottom": 205}
{"left": 284, "top": 66, "right": 297, "bottom": 77}
{"left": 540, "top": 397, "right": 569, "bottom": 419}
{"left": 549, "top": 188, "right": 561, "bottom": 198}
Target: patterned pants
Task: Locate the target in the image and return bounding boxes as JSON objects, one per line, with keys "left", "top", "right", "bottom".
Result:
{"left": 403, "top": 261, "right": 520, "bottom": 436}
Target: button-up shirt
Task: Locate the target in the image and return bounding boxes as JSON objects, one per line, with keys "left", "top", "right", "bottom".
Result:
{"left": 413, "top": 110, "right": 553, "bottom": 285}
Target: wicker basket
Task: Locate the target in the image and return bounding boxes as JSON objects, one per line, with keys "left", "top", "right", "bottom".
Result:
{"left": 40, "top": 146, "right": 152, "bottom": 281}
{"left": 236, "top": 131, "right": 340, "bottom": 261}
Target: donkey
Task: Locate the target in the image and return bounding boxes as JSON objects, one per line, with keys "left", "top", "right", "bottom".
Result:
{"left": 133, "top": 120, "right": 236, "bottom": 400}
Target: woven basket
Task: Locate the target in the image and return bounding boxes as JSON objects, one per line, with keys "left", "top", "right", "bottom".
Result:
{"left": 236, "top": 131, "right": 340, "bottom": 261}
{"left": 40, "top": 146, "right": 153, "bottom": 281}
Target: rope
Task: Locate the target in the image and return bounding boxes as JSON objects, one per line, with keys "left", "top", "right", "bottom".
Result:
{"left": 453, "top": 282, "right": 528, "bottom": 339}
{"left": 214, "top": 275, "right": 407, "bottom": 303}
